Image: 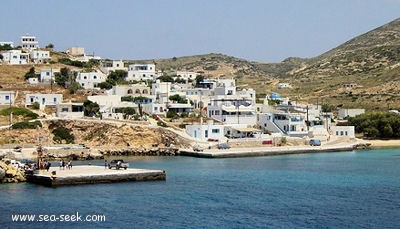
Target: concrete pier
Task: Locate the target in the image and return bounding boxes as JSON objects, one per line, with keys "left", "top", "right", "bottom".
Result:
{"left": 179, "top": 144, "right": 356, "bottom": 158}
{"left": 26, "top": 166, "right": 166, "bottom": 187}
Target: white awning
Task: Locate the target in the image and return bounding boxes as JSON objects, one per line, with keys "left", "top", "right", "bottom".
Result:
{"left": 232, "top": 127, "right": 260, "bottom": 132}
{"left": 222, "top": 105, "right": 254, "bottom": 113}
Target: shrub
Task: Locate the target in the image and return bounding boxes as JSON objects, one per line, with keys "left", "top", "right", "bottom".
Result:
{"left": 0, "top": 107, "right": 38, "bottom": 119}
{"left": 52, "top": 127, "right": 74, "bottom": 144}
{"left": 31, "top": 102, "right": 40, "bottom": 110}
{"left": 11, "top": 120, "right": 42, "bottom": 129}
{"left": 157, "top": 121, "right": 167, "bottom": 127}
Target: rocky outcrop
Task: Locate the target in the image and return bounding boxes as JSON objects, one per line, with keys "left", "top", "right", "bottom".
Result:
{"left": 0, "top": 160, "right": 26, "bottom": 183}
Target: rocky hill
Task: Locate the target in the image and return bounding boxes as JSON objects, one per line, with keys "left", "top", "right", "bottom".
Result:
{"left": 255, "top": 18, "right": 400, "bottom": 110}
{"left": 0, "top": 119, "right": 192, "bottom": 150}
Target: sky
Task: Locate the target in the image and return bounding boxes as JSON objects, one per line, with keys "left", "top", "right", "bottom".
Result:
{"left": 1, "top": 0, "right": 399, "bottom": 62}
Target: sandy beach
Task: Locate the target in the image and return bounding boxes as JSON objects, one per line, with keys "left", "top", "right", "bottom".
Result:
{"left": 367, "top": 139, "right": 400, "bottom": 148}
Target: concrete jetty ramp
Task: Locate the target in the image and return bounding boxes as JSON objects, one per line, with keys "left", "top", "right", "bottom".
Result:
{"left": 26, "top": 165, "right": 166, "bottom": 187}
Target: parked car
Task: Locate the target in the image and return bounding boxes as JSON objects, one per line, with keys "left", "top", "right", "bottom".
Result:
{"left": 13, "top": 146, "right": 22, "bottom": 152}
{"left": 309, "top": 139, "right": 321, "bottom": 146}
{"left": 193, "top": 144, "right": 204, "bottom": 152}
{"left": 217, "top": 143, "right": 231, "bottom": 149}
{"left": 108, "top": 159, "right": 129, "bottom": 170}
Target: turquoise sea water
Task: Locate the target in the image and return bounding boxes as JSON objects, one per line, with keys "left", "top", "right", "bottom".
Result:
{"left": 1, "top": 149, "right": 400, "bottom": 228}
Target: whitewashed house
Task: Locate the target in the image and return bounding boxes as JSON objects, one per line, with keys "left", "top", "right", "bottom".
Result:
{"left": 39, "top": 69, "right": 60, "bottom": 83}
{"left": 207, "top": 95, "right": 256, "bottom": 125}
{"left": 20, "top": 34, "right": 39, "bottom": 50}
{"left": 76, "top": 71, "right": 106, "bottom": 89}
{"left": 185, "top": 120, "right": 225, "bottom": 142}
{"left": 56, "top": 102, "right": 84, "bottom": 118}
{"left": 214, "top": 79, "right": 237, "bottom": 96}
{"left": 66, "top": 47, "right": 85, "bottom": 56}
{"left": 277, "top": 83, "right": 292, "bottom": 89}
{"left": 99, "top": 60, "right": 126, "bottom": 74}
{"left": 1, "top": 50, "right": 29, "bottom": 64}
{"left": 170, "top": 71, "right": 198, "bottom": 82}
{"left": 151, "top": 80, "right": 171, "bottom": 98}
{"left": 338, "top": 108, "right": 365, "bottom": 119}
{"left": 30, "top": 50, "right": 50, "bottom": 64}
{"left": 25, "top": 93, "right": 62, "bottom": 109}
{"left": 183, "top": 88, "right": 212, "bottom": 109}
{"left": 0, "top": 91, "right": 15, "bottom": 105}
{"left": 330, "top": 126, "right": 355, "bottom": 139}
{"left": 257, "top": 110, "right": 308, "bottom": 137}
{"left": 126, "top": 64, "right": 157, "bottom": 81}
{"left": 111, "top": 84, "right": 150, "bottom": 97}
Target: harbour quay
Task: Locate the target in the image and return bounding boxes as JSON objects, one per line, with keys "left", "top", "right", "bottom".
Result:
{"left": 26, "top": 166, "right": 166, "bottom": 187}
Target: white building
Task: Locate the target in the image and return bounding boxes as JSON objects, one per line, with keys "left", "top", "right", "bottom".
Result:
{"left": 338, "top": 108, "right": 365, "bottom": 119}
{"left": 185, "top": 120, "right": 225, "bottom": 141}
{"left": 1, "top": 50, "right": 29, "bottom": 64}
{"left": 39, "top": 69, "right": 60, "bottom": 83}
{"left": 20, "top": 34, "right": 39, "bottom": 50}
{"left": 111, "top": 84, "right": 150, "bottom": 97}
{"left": 330, "top": 126, "right": 355, "bottom": 139}
{"left": 257, "top": 111, "right": 308, "bottom": 137}
{"left": 56, "top": 102, "right": 84, "bottom": 118}
{"left": 214, "top": 79, "right": 236, "bottom": 96}
{"left": 65, "top": 47, "right": 85, "bottom": 56}
{"left": 207, "top": 96, "right": 256, "bottom": 125}
{"left": 277, "top": 83, "right": 292, "bottom": 89}
{"left": 99, "top": 60, "right": 126, "bottom": 74}
{"left": 127, "top": 64, "right": 157, "bottom": 81}
{"left": 183, "top": 88, "right": 212, "bottom": 109}
{"left": 151, "top": 80, "right": 171, "bottom": 98}
{"left": 170, "top": 71, "right": 198, "bottom": 82}
{"left": 25, "top": 94, "right": 63, "bottom": 109}
{"left": 0, "top": 91, "right": 15, "bottom": 105}
{"left": 76, "top": 71, "right": 106, "bottom": 89}
{"left": 87, "top": 95, "right": 122, "bottom": 113}
{"left": 30, "top": 50, "right": 51, "bottom": 64}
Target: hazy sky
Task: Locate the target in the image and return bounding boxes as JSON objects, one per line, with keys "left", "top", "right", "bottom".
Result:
{"left": 1, "top": 0, "right": 399, "bottom": 62}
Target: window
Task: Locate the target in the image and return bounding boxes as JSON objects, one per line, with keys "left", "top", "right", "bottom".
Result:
{"left": 205, "top": 130, "right": 208, "bottom": 138}
{"left": 93, "top": 75, "right": 97, "bottom": 79}
{"left": 53, "top": 98, "right": 57, "bottom": 103}
{"left": 46, "top": 72, "right": 50, "bottom": 76}
{"left": 84, "top": 76, "right": 87, "bottom": 79}
{"left": 5, "top": 95, "right": 9, "bottom": 100}
{"left": 212, "top": 129, "right": 220, "bottom": 133}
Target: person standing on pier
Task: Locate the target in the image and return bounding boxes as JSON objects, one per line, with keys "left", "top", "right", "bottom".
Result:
{"left": 104, "top": 160, "right": 108, "bottom": 169}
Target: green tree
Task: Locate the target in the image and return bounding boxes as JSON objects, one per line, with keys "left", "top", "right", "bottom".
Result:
{"left": 169, "top": 94, "right": 188, "bottom": 104}
{"left": 45, "top": 43, "right": 54, "bottom": 49}
{"left": 157, "top": 74, "right": 174, "bottom": 82}
{"left": 24, "top": 67, "right": 36, "bottom": 80}
{"left": 68, "top": 82, "right": 82, "bottom": 94}
{"left": 55, "top": 67, "right": 73, "bottom": 88}
{"left": 382, "top": 124, "right": 393, "bottom": 138}
{"left": 83, "top": 100, "right": 100, "bottom": 117}
{"left": 195, "top": 75, "right": 204, "bottom": 86}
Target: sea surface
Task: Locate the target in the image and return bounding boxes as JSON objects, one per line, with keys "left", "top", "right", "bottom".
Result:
{"left": 1, "top": 148, "right": 400, "bottom": 228}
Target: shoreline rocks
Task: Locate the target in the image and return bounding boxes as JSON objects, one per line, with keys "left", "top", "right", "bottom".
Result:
{"left": 0, "top": 160, "right": 26, "bottom": 183}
